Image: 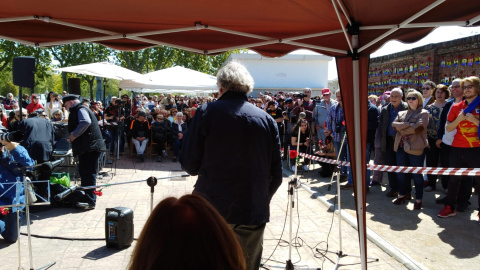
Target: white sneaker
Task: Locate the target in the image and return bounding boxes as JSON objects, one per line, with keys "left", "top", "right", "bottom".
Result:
{"left": 303, "top": 165, "right": 308, "bottom": 171}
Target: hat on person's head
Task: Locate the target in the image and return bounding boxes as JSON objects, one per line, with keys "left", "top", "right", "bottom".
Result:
{"left": 285, "top": 97, "right": 293, "bottom": 104}
{"left": 137, "top": 111, "right": 147, "bottom": 118}
{"left": 82, "top": 97, "right": 90, "bottom": 103}
{"left": 62, "top": 94, "right": 80, "bottom": 103}
{"left": 322, "top": 88, "right": 331, "bottom": 95}
{"left": 384, "top": 91, "right": 391, "bottom": 95}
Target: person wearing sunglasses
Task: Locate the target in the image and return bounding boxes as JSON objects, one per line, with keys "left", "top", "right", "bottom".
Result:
{"left": 439, "top": 76, "right": 480, "bottom": 220}
{"left": 421, "top": 80, "right": 436, "bottom": 108}
{"left": 391, "top": 89, "right": 429, "bottom": 210}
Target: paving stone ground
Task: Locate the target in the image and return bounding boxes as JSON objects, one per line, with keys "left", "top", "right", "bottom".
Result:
{"left": 2, "top": 154, "right": 477, "bottom": 269}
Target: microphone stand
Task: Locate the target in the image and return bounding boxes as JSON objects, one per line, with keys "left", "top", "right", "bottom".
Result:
{"left": 269, "top": 113, "right": 320, "bottom": 270}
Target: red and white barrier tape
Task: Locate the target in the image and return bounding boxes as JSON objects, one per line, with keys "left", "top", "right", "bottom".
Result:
{"left": 298, "top": 153, "right": 480, "bottom": 176}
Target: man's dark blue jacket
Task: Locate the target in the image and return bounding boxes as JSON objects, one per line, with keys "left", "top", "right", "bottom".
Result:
{"left": 180, "top": 90, "right": 283, "bottom": 225}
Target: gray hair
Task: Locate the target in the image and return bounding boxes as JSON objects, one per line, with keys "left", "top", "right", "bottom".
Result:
{"left": 176, "top": 112, "right": 183, "bottom": 117}
{"left": 51, "top": 108, "right": 63, "bottom": 118}
{"left": 391, "top": 88, "right": 403, "bottom": 97}
{"left": 217, "top": 61, "right": 254, "bottom": 95}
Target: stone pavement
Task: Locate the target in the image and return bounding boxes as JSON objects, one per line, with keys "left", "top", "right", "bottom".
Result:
{"left": 2, "top": 153, "right": 472, "bottom": 269}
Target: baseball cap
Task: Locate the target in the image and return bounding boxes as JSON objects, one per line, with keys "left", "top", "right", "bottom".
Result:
{"left": 322, "top": 88, "right": 331, "bottom": 95}
{"left": 285, "top": 98, "right": 293, "bottom": 104}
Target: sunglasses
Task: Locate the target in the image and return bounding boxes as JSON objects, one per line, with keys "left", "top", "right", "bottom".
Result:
{"left": 406, "top": 96, "right": 417, "bottom": 101}
{"left": 323, "top": 93, "right": 330, "bottom": 96}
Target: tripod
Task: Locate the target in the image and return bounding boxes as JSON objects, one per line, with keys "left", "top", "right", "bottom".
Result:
{"left": 268, "top": 113, "right": 320, "bottom": 270}
{"left": 319, "top": 134, "right": 378, "bottom": 269}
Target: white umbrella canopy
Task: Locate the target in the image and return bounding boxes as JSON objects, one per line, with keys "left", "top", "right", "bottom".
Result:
{"left": 120, "top": 66, "right": 217, "bottom": 91}
{"left": 55, "top": 62, "right": 142, "bottom": 80}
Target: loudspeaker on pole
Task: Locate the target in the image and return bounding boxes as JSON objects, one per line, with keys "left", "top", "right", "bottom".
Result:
{"left": 68, "top": 78, "right": 81, "bottom": 96}
{"left": 13, "top": 57, "right": 36, "bottom": 89}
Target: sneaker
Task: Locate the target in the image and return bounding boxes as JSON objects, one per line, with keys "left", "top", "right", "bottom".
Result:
{"left": 386, "top": 190, "right": 398, "bottom": 197}
{"left": 438, "top": 205, "right": 456, "bottom": 218}
{"left": 76, "top": 202, "right": 95, "bottom": 210}
{"left": 157, "top": 156, "right": 163, "bottom": 162}
{"left": 424, "top": 186, "right": 434, "bottom": 192}
{"left": 456, "top": 201, "right": 470, "bottom": 212}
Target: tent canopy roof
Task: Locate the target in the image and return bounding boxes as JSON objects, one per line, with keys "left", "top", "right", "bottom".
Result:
{"left": 55, "top": 62, "right": 141, "bottom": 80}
{"left": 1, "top": 1, "right": 479, "bottom": 57}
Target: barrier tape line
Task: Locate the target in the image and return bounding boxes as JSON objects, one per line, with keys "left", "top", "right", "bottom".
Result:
{"left": 298, "top": 153, "right": 480, "bottom": 176}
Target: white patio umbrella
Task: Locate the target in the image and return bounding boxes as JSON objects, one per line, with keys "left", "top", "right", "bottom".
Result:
{"left": 56, "top": 62, "right": 141, "bottom": 80}
{"left": 120, "top": 66, "right": 217, "bottom": 91}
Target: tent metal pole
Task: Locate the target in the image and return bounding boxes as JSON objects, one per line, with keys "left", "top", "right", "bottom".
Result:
{"left": 128, "top": 37, "right": 206, "bottom": 54}
{"left": 282, "top": 29, "right": 344, "bottom": 41}
{"left": 360, "top": 21, "right": 467, "bottom": 30}
{"left": 208, "top": 26, "right": 271, "bottom": 40}
{"left": 0, "top": 35, "right": 36, "bottom": 46}
{"left": 358, "top": 0, "right": 446, "bottom": 53}
{"left": 0, "top": 16, "right": 33, "bottom": 23}
{"left": 282, "top": 41, "right": 348, "bottom": 54}
{"left": 335, "top": 0, "right": 352, "bottom": 26}
{"left": 331, "top": 0, "right": 353, "bottom": 53}
{"left": 469, "top": 14, "right": 480, "bottom": 25}
{"left": 352, "top": 58, "right": 367, "bottom": 270}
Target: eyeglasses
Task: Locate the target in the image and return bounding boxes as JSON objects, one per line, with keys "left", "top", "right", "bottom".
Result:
{"left": 451, "top": 85, "right": 461, "bottom": 89}
{"left": 55, "top": 114, "right": 61, "bottom": 116}
{"left": 421, "top": 87, "right": 431, "bottom": 90}
{"left": 41, "top": 114, "right": 47, "bottom": 117}
{"left": 463, "top": 85, "right": 475, "bottom": 90}
{"left": 406, "top": 96, "right": 417, "bottom": 101}
{"left": 323, "top": 93, "right": 330, "bottom": 96}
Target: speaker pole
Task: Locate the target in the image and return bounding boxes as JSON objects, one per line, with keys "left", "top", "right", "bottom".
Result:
{"left": 18, "top": 86, "right": 24, "bottom": 121}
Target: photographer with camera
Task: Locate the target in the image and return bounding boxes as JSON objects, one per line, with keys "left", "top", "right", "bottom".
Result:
{"left": 46, "top": 91, "right": 63, "bottom": 121}
{"left": 0, "top": 127, "right": 35, "bottom": 243}
{"left": 104, "top": 97, "right": 126, "bottom": 156}
{"left": 325, "top": 90, "right": 348, "bottom": 182}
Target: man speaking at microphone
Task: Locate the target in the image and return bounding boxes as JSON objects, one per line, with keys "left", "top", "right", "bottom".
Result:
{"left": 181, "top": 61, "right": 283, "bottom": 270}
{"left": 63, "top": 95, "right": 106, "bottom": 210}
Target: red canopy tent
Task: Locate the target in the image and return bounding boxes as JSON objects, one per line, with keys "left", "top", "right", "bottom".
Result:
{"left": 1, "top": 1, "right": 479, "bottom": 268}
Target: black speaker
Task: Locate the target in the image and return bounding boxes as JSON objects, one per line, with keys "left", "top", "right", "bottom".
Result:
{"left": 68, "top": 78, "right": 81, "bottom": 95}
{"left": 13, "top": 57, "right": 35, "bottom": 89}
{"left": 105, "top": 207, "right": 134, "bottom": 249}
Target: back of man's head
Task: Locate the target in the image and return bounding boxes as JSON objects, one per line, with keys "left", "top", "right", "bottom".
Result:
{"left": 217, "top": 61, "right": 254, "bottom": 95}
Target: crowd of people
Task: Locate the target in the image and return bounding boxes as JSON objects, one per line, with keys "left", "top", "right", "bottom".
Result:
{"left": 1, "top": 64, "right": 479, "bottom": 268}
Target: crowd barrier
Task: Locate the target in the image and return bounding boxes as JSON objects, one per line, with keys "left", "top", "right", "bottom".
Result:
{"left": 298, "top": 152, "right": 480, "bottom": 176}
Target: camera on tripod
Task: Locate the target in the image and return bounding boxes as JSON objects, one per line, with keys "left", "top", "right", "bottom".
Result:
{"left": 0, "top": 131, "right": 23, "bottom": 142}
{"left": 297, "top": 93, "right": 307, "bottom": 99}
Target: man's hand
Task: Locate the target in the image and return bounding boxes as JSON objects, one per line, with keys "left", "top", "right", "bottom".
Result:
{"left": 465, "top": 113, "right": 479, "bottom": 126}
{"left": 178, "top": 133, "right": 184, "bottom": 140}
{"left": 0, "top": 140, "right": 18, "bottom": 151}
{"left": 66, "top": 134, "right": 75, "bottom": 143}
{"left": 435, "top": 139, "right": 442, "bottom": 148}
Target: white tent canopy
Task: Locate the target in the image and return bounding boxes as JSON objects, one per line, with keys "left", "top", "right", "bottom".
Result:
{"left": 55, "top": 62, "right": 142, "bottom": 80}
{"left": 120, "top": 66, "right": 218, "bottom": 91}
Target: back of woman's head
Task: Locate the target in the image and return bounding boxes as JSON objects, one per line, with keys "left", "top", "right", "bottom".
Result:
{"left": 129, "top": 194, "right": 245, "bottom": 270}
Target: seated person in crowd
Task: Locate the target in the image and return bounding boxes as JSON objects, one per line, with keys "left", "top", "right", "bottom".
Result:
{"left": 151, "top": 114, "right": 171, "bottom": 162}
{"left": 3, "top": 93, "right": 15, "bottom": 110}
{"left": 129, "top": 111, "right": 150, "bottom": 162}
{"left": 291, "top": 119, "right": 311, "bottom": 171}
{"left": 171, "top": 112, "right": 188, "bottom": 163}
{"left": 26, "top": 94, "right": 44, "bottom": 114}
{"left": 314, "top": 135, "right": 336, "bottom": 178}
{"left": 128, "top": 194, "right": 245, "bottom": 270}
{"left": 0, "top": 134, "right": 35, "bottom": 243}
{"left": 51, "top": 108, "right": 64, "bottom": 122}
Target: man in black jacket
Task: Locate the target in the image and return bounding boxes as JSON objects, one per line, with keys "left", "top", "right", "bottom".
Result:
{"left": 64, "top": 95, "right": 106, "bottom": 209}
{"left": 180, "top": 61, "right": 283, "bottom": 270}
{"left": 129, "top": 111, "right": 150, "bottom": 162}
{"left": 19, "top": 109, "right": 55, "bottom": 198}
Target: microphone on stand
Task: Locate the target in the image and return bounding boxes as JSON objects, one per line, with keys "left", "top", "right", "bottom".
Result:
{"left": 299, "top": 111, "right": 306, "bottom": 120}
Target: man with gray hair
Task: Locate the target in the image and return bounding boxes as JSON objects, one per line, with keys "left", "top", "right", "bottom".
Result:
{"left": 181, "top": 61, "right": 282, "bottom": 270}
{"left": 379, "top": 88, "right": 408, "bottom": 197}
